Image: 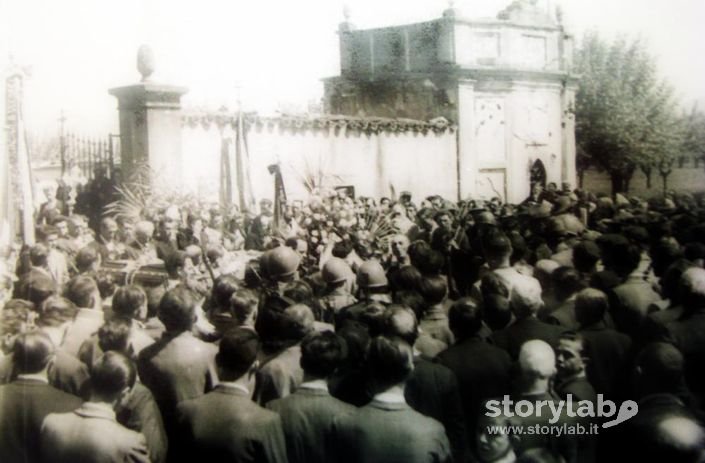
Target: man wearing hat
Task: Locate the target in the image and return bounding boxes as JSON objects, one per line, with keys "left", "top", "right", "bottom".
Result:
{"left": 335, "top": 260, "right": 391, "bottom": 327}
{"left": 319, "top": 258, "right": 357, "bottom": 324}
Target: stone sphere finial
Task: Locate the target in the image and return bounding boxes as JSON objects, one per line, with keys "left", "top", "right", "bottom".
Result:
{"left": 343, "top": 4, "right": 351, "bottom": 22}
{"left": 443, "top": 0, "right": 458, "bottom": 18}
{"left": 137, "top": 44, "right": 156, "bottom": 82}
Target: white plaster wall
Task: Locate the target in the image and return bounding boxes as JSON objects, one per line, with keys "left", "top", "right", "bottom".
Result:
{"left": 454, "top": 22, "right": 560, "bottom": 72}
{"left": 181, "top": 125, "right": 457, "bottom": 204}
{"left": 505, "top": 82, "right": 564, "bottom": 202}
{"left": 457, "top": 81, "right": 478, "bottom": 200}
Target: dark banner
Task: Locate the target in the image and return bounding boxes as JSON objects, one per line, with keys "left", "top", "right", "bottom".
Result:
{"left": 268, "top": 164, "right": 287, "bottom": 231}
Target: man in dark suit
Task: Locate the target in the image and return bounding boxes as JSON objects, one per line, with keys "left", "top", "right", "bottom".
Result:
{"left": 40, "top": 352, "right": 150, "bottom": 463}
{"left": 87, "top": 217, "right": 129, "bottom": 261}
{"left": 177, "top": 328, "right": 287, "bottom": 463}
{"left": 656, "top": 267, "right": 705, "bottom": 405}
{"left": 0, "top": 297, "right": 90, "bottom": 397}
{"left": 383, "top": 305, "right": 467, "bottom": 463}
{"left": 603, "top": 342, "right": 704, "bottom": 462}
{"left": 267, "top": 331, "right": 354, "bottom": 463}
{"left": 254, "top": 304, "right": 314, "bottom": 405}
{"left": 91, "top": 317, "right": 168, "bottom": 463}
{"left": 436, "top": 298, "right": 512, "bottom": 454}
{"left": 137, "top": 286, "right": 217, "bottom": 450}
{"left": 13, "top": 244, "right": 56, "bottom": 306}
{"left": 609, "top": 242, "right": 662, "bottom": 336}
{"left": 0, "top": 332, "right": 82, "bottom": 463}
{"left": 329, "top": 336, "right": 452, "bottom": 463}
{"left": 492, "top": 276, "right": 566, "bottom": 359}
{"left": 575, "top": 288, "right": 632, "bottom": 400}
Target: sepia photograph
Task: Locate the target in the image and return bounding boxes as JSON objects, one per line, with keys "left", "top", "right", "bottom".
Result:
{"left": 1, "top": 0, "right": 705, "bottom": 462}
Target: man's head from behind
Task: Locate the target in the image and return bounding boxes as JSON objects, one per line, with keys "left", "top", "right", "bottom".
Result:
{"left": 382, "top": 304, "right": 419, "bottom": 346}
{"left": 551, "top": 267, "right": 586, "bottom": 302}
{"left": 680, "top": 267, "right": 705, "bottom": 314}
{"left": 518, "top": 340, "right": 556, "bottom": 390}
{"left": 574, "top": 288, "right": 609, "bottom": 328}
{"left": 75, "top": 246, "right": 101, "bottom": 274}
{"left": 648, "top": 416, "right": 705, "bottom": 463}
{"left": 448, "top": 297, "right": 483, "bottom": 341}
{"left": 367, "top": 335, "right": 414, "bottom": 394}
{"left": 216, "top": 328, "right": 261, "bottom": 382}
{"left": 418, "top": 275, "right": 447, "bottom": 306}
{"left": 282, "top": 304, "right": 315, "bottom": 342}
{"left": 112, "top": 285, "right": 147, "bottom": 321}
{"left": 97, "top": 318, "right": 132, "bottom": 355}
{"left": 65, "top": 276, "right": 100, "bottom": 310}
{"left": 90, "top": 351, "right": 136, "bottom": 405}
{"left": 636, "top": 342, "right": 685, "bottom": 396}
{"left": 22, "top": 272, "right": 56, "bottom": 307}
{"left": 158, "top": 286, "right": 197, "bottom": 333}
{"left": 13, "top": 331, "right": 55, "bottom": 375}
{"left": 510, "top": 277, "right": 543, "bottom": 319}
{"left": 483, "top": 232, "right": 512, "bottom": 269}
{"left": 572, "top": 241, "right": 601, "bottom": 274}
{"left": 211, "top": 275, "right": 240, "bottom": 311}
{"left": 38, "top": 296, "right": 77, "bottom": 330}
{"left": 300, "top": 331, "right": 345, "bottom": 380}
{"left": 29, "top": 243, "right": 49, "bottom": 268}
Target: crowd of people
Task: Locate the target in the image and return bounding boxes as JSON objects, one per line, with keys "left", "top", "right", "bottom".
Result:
{"left": 1, "top": 180, "right": 705, "bottom": 463}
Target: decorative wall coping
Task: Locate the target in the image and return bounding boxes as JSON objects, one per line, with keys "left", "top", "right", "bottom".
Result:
{"left": 181, "top": 111, "right": 456, "bottom": 135}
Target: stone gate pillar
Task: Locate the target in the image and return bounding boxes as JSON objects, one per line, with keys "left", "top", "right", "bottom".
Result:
{"left": 109, "top": 45, "right": 187, "bottom": 191}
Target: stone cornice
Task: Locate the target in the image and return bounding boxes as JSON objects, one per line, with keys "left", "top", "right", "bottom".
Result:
{"left": 325, "top": 67, "right": 579, "bottom": 88}
{"left": 109, "top": 83, "right": 188, "bottom": 110}
{"left": 181, "top": 111, "right": 456, "bottom": 135}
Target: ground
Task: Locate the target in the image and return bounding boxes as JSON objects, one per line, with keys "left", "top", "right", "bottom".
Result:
{"left": 581, "top": 167, "right": 705, "bottom": 198}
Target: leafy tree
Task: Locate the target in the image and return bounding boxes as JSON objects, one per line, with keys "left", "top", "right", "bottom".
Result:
{"left": 574, "top": 32, "right": 683, "bottom": 194}
{"left": 682, "top": 105, "right": 705, "bottom": 170}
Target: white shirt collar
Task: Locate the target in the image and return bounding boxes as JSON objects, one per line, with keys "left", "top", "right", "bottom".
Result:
{"left": 75, "top": 402, "right": 116, "bottom": 421}
{"left": 299, "top": 378, "right": 329, "bottom": 392}
{"left": 17, "top": 373, "right": 49, "bottom": 384}
{"left": 372, "top": 388, "right": 406, "bottom": 404}
{"left": 217, "top": 381, "right": 250, "bottom": 395}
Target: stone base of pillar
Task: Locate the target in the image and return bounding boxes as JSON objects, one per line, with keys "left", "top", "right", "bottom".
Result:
{"left": 109, "top": 83, "right": 188, "bottom": 193}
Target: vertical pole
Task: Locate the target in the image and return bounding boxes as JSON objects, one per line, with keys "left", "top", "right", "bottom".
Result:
{"left": 108, "top": 135, "right": 115, "bottom": 179}
{"left": 81, "top": 137, "right": 87, "bottom": 179}
{"left": 59, "top": 110, "right": 66, "bottom": 176}
{"left": 456, "top": 127, "right": 461, "bottom": 202}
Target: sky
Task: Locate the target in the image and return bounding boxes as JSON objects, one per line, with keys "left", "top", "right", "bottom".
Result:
{"left": 1, "top": 0, "right": 704, "bottom": 135}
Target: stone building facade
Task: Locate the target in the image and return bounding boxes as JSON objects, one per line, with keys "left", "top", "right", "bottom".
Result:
{"left": 323, "top": 0, "right": 579, "bottom": 203}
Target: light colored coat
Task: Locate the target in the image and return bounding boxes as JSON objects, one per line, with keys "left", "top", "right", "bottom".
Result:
{"left": 40, "top": 402, "right": 150, "bottom": 463}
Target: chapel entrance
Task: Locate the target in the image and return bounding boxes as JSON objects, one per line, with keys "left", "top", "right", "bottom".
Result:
{"left": 530, "top": 159, "right": 547, "bottom": 190}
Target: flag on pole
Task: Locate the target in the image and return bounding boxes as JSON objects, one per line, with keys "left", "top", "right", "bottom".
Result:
{"left": 268, "top": 164, "right": 287, "bottom": 232}
{"left": 4, "top": 70, "right": 35, "bottom": 245}
{"left": 235, "top": 111, "right": 256, "bottom": 212}
{"left": 219, "top": 137, "right": 233, "bottom": 208}
{"left": 16, "top": 113, "right": 35, "bottom": 245}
